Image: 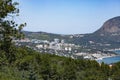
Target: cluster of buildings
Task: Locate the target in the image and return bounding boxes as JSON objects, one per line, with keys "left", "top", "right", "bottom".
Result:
{"left": 14, "top": 38, "right": 117, "bottom": 60}
{"left": 36, "top": 38, "right": 76, "bottom": 51}
{"left": 75, "top": 51, "right": 116, "bottom": 60}
{"left": 14, "top": 38, "right": 79, "bottom": 52}
{"left": 13, "top": 38, "right": 81, "bottom": 59}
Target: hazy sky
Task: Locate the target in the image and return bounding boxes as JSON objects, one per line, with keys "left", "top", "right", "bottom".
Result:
{"left": 14, "top": 0, "right": 120, "bottom": 34}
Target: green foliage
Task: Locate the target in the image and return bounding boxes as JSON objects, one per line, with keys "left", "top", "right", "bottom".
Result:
{"left": 0, "top": 0, "right": 26, "bottom": 64}
{"left": 0, "top": 47, "right": 120, "bottom": 80}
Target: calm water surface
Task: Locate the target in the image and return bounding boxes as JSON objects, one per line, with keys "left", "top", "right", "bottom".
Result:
{"left": 97, "top": 50, "right": 120, "bottom": 64}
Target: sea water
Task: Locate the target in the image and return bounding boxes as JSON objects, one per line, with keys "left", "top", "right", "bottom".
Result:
{"left": 97, "top": 50, "right": 120, "bottom": 64}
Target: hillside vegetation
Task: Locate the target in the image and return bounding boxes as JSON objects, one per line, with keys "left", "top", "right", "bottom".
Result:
{"left": 0, "top": 47, "right": 120, "bottom": 80}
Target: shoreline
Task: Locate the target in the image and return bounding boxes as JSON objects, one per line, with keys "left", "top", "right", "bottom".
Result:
{"left": 95, "top": 55, "right": 119, "bottom": 61}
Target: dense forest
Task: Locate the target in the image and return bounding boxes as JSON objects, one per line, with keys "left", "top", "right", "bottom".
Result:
{"left": 0, "top": 0, "right": 120, "bottom": 80}
{"left": 0, "top": 47, "right": 120, "bottom": 80}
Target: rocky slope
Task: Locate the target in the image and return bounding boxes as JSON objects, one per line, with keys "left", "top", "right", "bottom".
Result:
{"left": 94, "top": 16, "right": 120, "bottom": 36}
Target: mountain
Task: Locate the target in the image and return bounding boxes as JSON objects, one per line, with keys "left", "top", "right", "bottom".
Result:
{"left": 95, "top": 16, "right": 120, "bottom": 36}
{"left": 24, "top": 16, "right": 120, "bottom": 50}
{"left": 69, "top": 16, "right": 120, "bottom": 50}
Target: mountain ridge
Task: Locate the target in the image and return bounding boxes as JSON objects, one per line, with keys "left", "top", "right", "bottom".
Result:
{"left": 23, "top": 16, "right": 120, "bottom": 50}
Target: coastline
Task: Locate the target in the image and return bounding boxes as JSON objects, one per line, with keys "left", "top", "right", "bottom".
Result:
{"left": 96, "top": 55, "right": 120, "bottom": 64}
{"left": 95, "top": 55, "right": 118, "bottom": 61}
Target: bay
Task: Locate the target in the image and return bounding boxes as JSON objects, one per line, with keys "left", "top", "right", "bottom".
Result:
{"left": 97, "top": 56, "right": 120, "bottom": 64}
{"left": 97, "top": 50, "right": 120, "bottom": 64}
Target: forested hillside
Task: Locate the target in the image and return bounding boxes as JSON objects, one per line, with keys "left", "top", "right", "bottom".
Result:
{"left": 0, "top": 47, "right": 120, "bottom": 80}
{"left": 23, "top": 31, "right": 69, "bottom": 41}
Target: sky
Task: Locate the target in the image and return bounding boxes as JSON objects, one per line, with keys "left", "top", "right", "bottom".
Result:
{"left": 14, "top": 0, "right": 120, "bottom": 34}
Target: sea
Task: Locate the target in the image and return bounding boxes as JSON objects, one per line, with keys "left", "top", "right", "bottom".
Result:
{"left": 97, "top": 50, "right": 120, "bottom": 64}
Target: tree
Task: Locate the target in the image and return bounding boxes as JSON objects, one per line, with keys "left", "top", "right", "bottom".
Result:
{"left": 0, "top": 0, "right": 26, "bottom": 63}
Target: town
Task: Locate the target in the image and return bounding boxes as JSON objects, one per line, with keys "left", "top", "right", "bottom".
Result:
{"left": 13, "top": 38, "right": 117, "bottom": 60}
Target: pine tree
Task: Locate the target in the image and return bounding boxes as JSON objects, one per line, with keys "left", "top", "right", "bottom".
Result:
{"left": 0, "top": 0, "right": 26, "bottom": 63}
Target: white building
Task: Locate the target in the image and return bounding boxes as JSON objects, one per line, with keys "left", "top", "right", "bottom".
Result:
{"left": 36, "top": 44, "right": 43, "bottom": 49}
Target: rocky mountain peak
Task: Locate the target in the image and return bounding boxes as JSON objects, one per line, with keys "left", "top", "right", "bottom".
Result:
{"left": 94, "top": 16, "right": 120, "bottom": 35}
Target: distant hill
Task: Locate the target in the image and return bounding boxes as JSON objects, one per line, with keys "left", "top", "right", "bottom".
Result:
{"left": 24, "top": 16, "right": 120, "bottom": 50}
{"left": 23, "top": 31, "right": 69, "bottom": 41}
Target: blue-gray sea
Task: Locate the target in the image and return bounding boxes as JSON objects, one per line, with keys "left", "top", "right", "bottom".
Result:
{"left": 97, "top": 50, "right": 120, "bottom": 64}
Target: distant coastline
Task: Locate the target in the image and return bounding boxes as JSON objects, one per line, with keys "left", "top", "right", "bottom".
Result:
{"left": 96, "top": 55, "right": 118, "bottom": 61}
{"left": 96, "top": 52, "right": 120, "bottom": 64}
